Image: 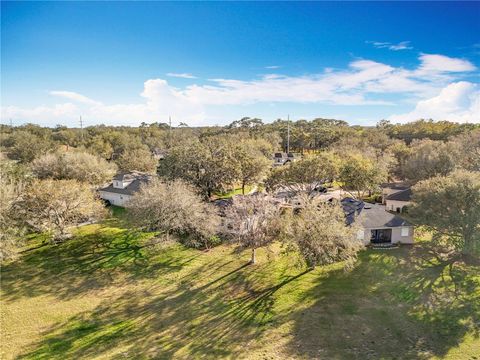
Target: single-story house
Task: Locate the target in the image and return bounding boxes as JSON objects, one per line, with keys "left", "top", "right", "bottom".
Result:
{"left": 381, "top": 182, "right": 410, "bottom": 204}
{"left": 385, "top": 188, "right": 412, "bottom": 213}
{"left": 342, "top": 197, "right": 414, "bottom": 245}
{"left": 99, "top": 172, "right": 152, "bottom": 207}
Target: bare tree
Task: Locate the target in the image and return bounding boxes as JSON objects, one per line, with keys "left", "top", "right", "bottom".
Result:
{"left": 126, "top": 179, "right": 220, "bottom": 249}
{"left": 224, "top": 194, "right": 282, "bottom": 264}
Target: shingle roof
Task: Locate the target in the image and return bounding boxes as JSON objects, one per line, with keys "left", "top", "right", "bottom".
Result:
{"left": 99, "top": 178, "right": 150, "bottom": 196}
{"left": 381, "top": 182, "right": 410, "bottom": 191}
{"left": 341, "top": 197, "right": 411, "bottom": 229}
{"left": 386, "top": 188, "right": 412, "bottom": 202}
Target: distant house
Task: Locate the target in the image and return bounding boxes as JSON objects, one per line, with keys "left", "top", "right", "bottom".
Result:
{"left": 385, "top": 188, "right": 412, "bottom": 213}
{"left": 99, "top": 172, "right": 152, "bottom": 207}
{"left": 342, "top": 197, "right": 414, "bottom": 245}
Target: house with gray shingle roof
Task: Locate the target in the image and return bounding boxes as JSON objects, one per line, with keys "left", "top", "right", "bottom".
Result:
{"left": 342, "top": 197, "right": 414, "bottom": 245}
{"left": 99, "top": 171, "right": 152, "bottom": 207}
{"left": 385, "top": 188, "right": 412, "bottom": 213}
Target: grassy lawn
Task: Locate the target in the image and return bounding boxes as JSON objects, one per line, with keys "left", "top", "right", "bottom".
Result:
{"left": 1, "top": 218, "right": 479, "bottom": 359}
{"left": 213, "top": 186, "right": 254, "bottom": 199}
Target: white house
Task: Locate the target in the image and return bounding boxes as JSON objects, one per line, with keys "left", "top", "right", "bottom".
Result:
{"left": 99, "top": 172, "right": 152, "bottom": 207}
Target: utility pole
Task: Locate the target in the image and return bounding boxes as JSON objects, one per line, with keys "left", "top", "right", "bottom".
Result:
{"left": 79, "top": 116, "right": 84, "bottom": 143}
{"left": 286, "top": 114, "right": 290, "bottom": 154}
{"left": 168, "top": 116, "right": 172, "bottom": 148}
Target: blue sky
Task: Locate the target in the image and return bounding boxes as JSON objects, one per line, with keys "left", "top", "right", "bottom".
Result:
{"left": 2, "top": 1, "right": 479, "bottom": 127}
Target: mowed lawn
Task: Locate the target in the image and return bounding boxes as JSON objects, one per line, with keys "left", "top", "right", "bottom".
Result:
{"left": 1, "top": 216, "right": 479, "bottom": 360}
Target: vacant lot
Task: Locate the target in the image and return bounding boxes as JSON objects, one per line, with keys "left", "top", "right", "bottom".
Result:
{"left": 1, "top": 216, "right": 479, "bottom": 359}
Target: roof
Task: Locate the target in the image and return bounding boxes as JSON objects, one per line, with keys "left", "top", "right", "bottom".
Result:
{"left": 112, "top": 172, "right": 133, "bottom": 181}
{"left": 381, "top": 182, "right": 410, "bottom": 191}
{"left": 341, "top": 197, "right": 411, "bottom": 229}
{"left": 100, "top": 172, "right": 153, "bottom": 196}
{"left": 386, "top": 188, "right": 412, "bottom": 202}
{"left": 99, "top": 178, "right": 150, "bottom": 196}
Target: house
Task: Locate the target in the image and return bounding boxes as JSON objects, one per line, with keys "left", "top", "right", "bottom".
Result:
{"left": 385, "top": 188, "right": 412, "bottom": 213}
{"left": 381, "top": 182, "right": 410, "bottom": 204}
{"left": 98, "top": 171, "right": 152, "bottom": 207}
{"left": 342, "top": 197, "right": 414, "bottom": 245}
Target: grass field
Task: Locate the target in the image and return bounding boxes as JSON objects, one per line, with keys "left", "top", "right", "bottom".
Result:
{"left": 1, "top": 214, "right": 479, "bottom": 359}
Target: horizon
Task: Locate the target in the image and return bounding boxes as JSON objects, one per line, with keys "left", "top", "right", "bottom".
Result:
{"left": 2, "top": 1, "right": 479, "bottom": 127}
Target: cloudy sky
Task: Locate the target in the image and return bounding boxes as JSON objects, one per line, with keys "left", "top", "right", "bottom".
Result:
{"left": 1, "top": 2, "right": 479, "bottom": 127}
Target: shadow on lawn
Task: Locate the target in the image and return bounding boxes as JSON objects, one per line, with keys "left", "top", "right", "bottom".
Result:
{"left": 16, "top": 258, "right": 309, "bottom": 359}
{"left": 285, "top": 245, "right": 480, "bottom": 359}
{"left": 1, "top": 224, "right": 200, "bottom": 302}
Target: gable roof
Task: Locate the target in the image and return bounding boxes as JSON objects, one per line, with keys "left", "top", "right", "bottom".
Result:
{"left": 341, "top": 197, "right": 411, "bottom": 229}
{"left": 381, "top": 182, "right": 410, "bottom": 191}
{"left": 100, "top": 172, "right": 153, "bottom": 196}
{"left": 386, "top": 188, "right": 412, "bottom": 202}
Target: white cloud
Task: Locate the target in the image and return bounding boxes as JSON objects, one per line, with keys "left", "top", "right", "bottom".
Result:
{"left": 368, "top": 41, "right": 412, "bottom": 51}
{"left": 49, "top": 91, "right": 101, "bottom": 105}
{"left": 166, "top": 73, "right": 197, "bottom": 79}
{"left": 265, "top": 65, "right": 281, "bottom": 69}
{"left": 2, "top": 53, "right": 478, "bottom": 126}
{"left": 417, "top": 54, "right": 476, "bottom": 74}
{"left": 389, "top": 81, "right": 480, "bottom": 123}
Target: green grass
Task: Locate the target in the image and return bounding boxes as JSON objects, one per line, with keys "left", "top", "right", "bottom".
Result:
{"left": 1, "top": 217, "right": 479, "bottom": 360}
{"left": 214, "top": 185, "right": 254, "bottom": 199}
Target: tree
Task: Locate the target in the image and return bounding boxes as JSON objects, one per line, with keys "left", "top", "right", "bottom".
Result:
{"left": 116, "top": 146, "right": 158, "bottom": 173}
{"left": 158, "top": 136, "right": 239, "bottom": 198}
{"left": 409, "top": 170, "right": 480, "bottom": 256}
{"left": 401, "top": 139, "right": 457, "bottom": 183}
{"left": 31, "top": 151, "right": 117, "bottom": 185}
{"left": 283, "top": 196, "right": 363, "bottom": 269}
{"left": 0, "top": 159, "right": 29, "bottom": 261}
{"left": 339, "top": 153, "right": 387, "bottom": 198}
{"left": 14, "top": 179, "right": 106, "bottom": 242}
{"left": 86, "top": 135, "right": 114, "bottom": 160}
{"left": 451, "top": 129, "right": 480, "bottom": 172}
{"left": 235, "top": 139, "right": 271, "bottom": 194}
{"left": 224, "top": 194, "right": 281, "bottom": 264}
{"left": 126, "top": 179, "right": 220, "bottom": 249}
{"left": 6, "top": 131, "right": 55, "bottom": 163}
{"left": 265, "top": 152, "right": 340, "bottom": 195}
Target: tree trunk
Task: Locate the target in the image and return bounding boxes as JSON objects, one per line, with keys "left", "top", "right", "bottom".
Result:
{"left": 250, "top": 248, "right": 256, "bottom": 264}
{"left": 242, "top": 183, "right": 245, "bottom": 195}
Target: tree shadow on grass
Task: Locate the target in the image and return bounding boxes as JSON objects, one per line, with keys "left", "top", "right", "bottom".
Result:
{"left": 16, "top": 258, "right": 310, "bottom": 359}
{"left": 285, "top": 245, "right": 480, "bottom": 359}
{"left": 1, "top": 225, "right": 201, "bottom": 302}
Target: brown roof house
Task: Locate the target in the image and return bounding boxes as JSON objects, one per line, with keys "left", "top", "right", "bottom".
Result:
{"left": 99, "top": 171, "right": 152, "bottom": 207}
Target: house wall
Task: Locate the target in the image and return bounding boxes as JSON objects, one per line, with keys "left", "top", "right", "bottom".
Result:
{"left": 360, "top": 226, "right": 414, "bottom": 245}
{"left": 382, "top": 188, "right": 399, "bottom": 203}
{"left": 385, "top": 199, "right": 410, "bottom": 213}
{"left": 99, "top": 191, "right": 132, "bottom": 207}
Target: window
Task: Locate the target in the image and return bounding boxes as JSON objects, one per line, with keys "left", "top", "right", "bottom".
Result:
{"left": 357, "top": 230, "right": 364, "bottom": 240}
{"left": 401, "top": 227, "right": 409, "bottom": 237}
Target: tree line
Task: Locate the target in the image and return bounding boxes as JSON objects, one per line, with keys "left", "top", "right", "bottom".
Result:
{"left": 1, "top": 118, "right": 479, "bottom": 262}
